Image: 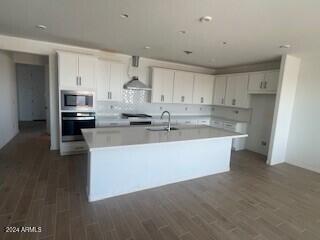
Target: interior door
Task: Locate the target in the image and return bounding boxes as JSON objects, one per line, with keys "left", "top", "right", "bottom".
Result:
{"left": 31, "top": 65, "right": 46, "bottom": 120}
{"left": 173, "top": 71, "right": 194, "bottom": 104}
{"left": 109, "top": 62, "right": 124, "bottom": 101}
{"left": 58, "top": 52, "right": 78, "bottom": 89}
{"left": 213, "top": 75, "right": 227, "bottom": 105}
{"left": 78, "top": 55, "right": 95, "bottom": 89}
{"left": 16, "top": 64, "right": 33, "bottom": 121}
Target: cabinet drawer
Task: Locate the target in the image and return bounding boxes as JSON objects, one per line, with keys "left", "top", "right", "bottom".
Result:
{"left": 176, "top": 119, "right": 197, "bottom": 125}
{"left": 223, "top": 122, "right": 236, "bottom": 131}
{"left": 211, "top": 120, "right": 223, "bottom": 128}
{"left": 197, "top": 119, "right": 210, "bottom": 125}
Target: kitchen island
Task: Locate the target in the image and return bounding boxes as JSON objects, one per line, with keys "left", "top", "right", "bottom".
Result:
{"left": 82, "top": 125, "right": 247, "bottom": 202}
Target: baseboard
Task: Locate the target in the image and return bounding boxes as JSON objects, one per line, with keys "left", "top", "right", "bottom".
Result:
{"left": 286, "top": 161, "right": 320, "bottom": 174}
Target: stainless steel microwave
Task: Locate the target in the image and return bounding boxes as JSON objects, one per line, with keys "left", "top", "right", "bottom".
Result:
{"left": 61, "top": 90, "right": 94, "bottom": 111}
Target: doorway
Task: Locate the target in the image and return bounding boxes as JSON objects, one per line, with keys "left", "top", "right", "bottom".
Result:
{"left": 15, "top": 55, "right": 49, "bottom": 134}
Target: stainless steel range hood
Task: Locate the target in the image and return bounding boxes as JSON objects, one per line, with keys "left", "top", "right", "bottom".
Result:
{"left": 123, "top": 56, "right": 152, "bottom": 91}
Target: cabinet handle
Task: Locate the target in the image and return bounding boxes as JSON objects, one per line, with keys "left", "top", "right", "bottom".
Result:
{"left": 201, "top": 97, "right": 204, "bottom": 103}
{"left": 264, "top": 81, "right": 267, "bottom": 89}
{"left": 76, "top": 76, "right": 79, "bottom": 86}
{"left": 107, "top": 92, "right": 110, "bottom": 99}
{"left": 181, "top": 96, "right": 185, "bottom": 102}
{"left": 221, "top": 98, "right": 224, "bottom": 104}
{"left": 232, "top": 99, "right": 236, "bottom": 105}
{"left": 260, "top": 81, "right": 263, "bottom": 89}
{"left": 110, "top": 92, "right": 112, "bottom": 99}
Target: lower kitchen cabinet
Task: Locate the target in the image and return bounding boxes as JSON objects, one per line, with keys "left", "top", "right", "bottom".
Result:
{"left": 210, "top": 119, "right": 247, "bottom": 151}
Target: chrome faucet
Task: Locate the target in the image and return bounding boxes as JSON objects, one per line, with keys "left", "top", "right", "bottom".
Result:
{"left": 160, "top": 111, "right": 171, "bottom": 131}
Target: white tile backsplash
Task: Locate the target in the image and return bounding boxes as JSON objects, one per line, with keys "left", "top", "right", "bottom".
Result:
{"left": 96, "top": 101, "right": 213, "bottom": 117}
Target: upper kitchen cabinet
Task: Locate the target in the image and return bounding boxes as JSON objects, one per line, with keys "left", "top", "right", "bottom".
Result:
{"left": 96, "top": 59, "right": 125, "bottom": 102}
{"left": 213, "top": 75, "right": 227, "bottom": 105}
{"left": 225, "top": 73, "right": 250, "bottom": 108}
{"left": 58, "top": 51, "right": 96, "bottom": 90}
{"left": 248, "top": 70, "right": 279, "bottom": 94}
{"left": 192, "top": 73, "right": 215, "bottom": 105}
{"left": 151, "top": 68, "right": 174, "bottom": 103}
{"left": 173, "top": 71, "right": 194, "bottom": 104}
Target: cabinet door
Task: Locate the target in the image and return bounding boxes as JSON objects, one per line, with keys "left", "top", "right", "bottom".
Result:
{"left": 58, "top": 52, "right": 78, "bottom": 89}
{"left": 96, "top": 60, "right": 110, "bottom": 101}
{"left": 151, "top": 68, "right": 174, "bottom": 103}
{"left": 265, "top": 70, "right": 279, "bottom": 92}
{"left": 109, "top": 62, "right": 124, "bottom": 101}
{"left": 248, "top": 72, "right": 265, "bottom": 92}
{"left": 193, "top": 74, "right": 214, "bottom": 105}
{"left": 226, "top": 74, "right": 249, "bottom": 108}
{"left": 78, "top": 55, "right": 96, "bottom": 89}
{"left": 173, "top": 71, "right": 194, "bottom": 104}
{"left": 213, "top": 75, "right": 227, "bottom": 105}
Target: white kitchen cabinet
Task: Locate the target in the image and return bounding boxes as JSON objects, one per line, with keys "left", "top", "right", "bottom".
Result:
{"left": 193, "top": 73, "right": 215, "bottom": 105}
{"left": 225, "top": 73, "right": 250, "bottom": 108}
{"left": 96, "top": 59, "right": 124, "bottom": 101}
{"left": 248, "top": 70, "right": 279, "bottom": 94}
{"left": 265, "top": 70, "right": 279, "bottom": 92}
{"left": 210, "top": 119, "right": 247, "bottom": 151}
{"left": 58, "top": 51, "right": 96, "bottom": 90}
{"left": 213, "top": 75, "right": 227, "bottom": 105}
{"left": 151, "top": 68, "right": 174, "bottom": 103}
{"left": 197, "top": 119, "right": 211, "bottom": 126}
{"left": 173, "top": 71, "right": 194, "bottom": 104}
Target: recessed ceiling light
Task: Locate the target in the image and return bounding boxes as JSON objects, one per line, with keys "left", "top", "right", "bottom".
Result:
{"left": 36, "top": 24, "right": 47, "bottom": 30}
{"left": 279, "top": 44, "right": 291, "bottom": 49}
{"left": 144, "top": 46, "right": 151, "bottom": 49}
{"left": 210, "top": 58, "right": 216, "bottom": 62}
{"left": 222, "top": 41, "right": 227, "bottom": 45}
{"left": 199, "top": 16, "right": 212, "bottom": 23}
{"left": 120, "top": 13, "right": 129, "bottom": 19}
{"left": 178, "top": 30, "right": 187, "bottom": 34}
{"left": 184, "top": 50, "right": 193, "bottom": 55}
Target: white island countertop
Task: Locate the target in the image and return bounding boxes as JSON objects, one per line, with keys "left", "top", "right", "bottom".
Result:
{"left": 82, "top": 125, "right": 247, "bottom": 150}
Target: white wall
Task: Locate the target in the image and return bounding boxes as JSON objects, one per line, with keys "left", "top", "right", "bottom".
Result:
{"left": 268, "top": 55, "right": 301, "bottom": 165}
{"left": 285, "top": 52, "right": 320, "bottom": 173}
{"left": 0, "top": 50, "right": 19, "bottom": 149}
{"left": 0, "top": 34, "right": 215, "bottom": 150}
{"left": 246, "top": 95, "right": 276, "bottom": 155}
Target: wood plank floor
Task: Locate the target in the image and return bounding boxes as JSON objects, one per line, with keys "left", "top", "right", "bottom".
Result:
{"left": 1, "top": 122, "right": 320, "bottom": 240}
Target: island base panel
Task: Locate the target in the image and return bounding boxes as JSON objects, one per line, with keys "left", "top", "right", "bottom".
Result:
{"left": 87, "top": 138, "right": 232, "bottom": 202}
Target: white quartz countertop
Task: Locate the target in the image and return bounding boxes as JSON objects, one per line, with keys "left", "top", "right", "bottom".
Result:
{"left": 82, "top": 125, "right": 248, "bottom": 150}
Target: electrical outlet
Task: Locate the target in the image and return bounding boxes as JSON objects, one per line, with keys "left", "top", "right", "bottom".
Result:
{"left": 261, "top": 141, "right": 267, "bottom": 146}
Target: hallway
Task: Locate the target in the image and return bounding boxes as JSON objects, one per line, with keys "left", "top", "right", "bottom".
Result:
{"left": 1, "top": 124, "right": 320, "bottom": 240}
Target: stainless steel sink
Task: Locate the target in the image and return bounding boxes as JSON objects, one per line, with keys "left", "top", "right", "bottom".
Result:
{"left": 146, "top": 127, "right": 179, "bottom": 132}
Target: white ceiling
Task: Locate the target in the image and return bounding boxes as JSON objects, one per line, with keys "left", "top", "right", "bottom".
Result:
{"left": 0, "top": 0, "right": 319, "bottom": 68}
